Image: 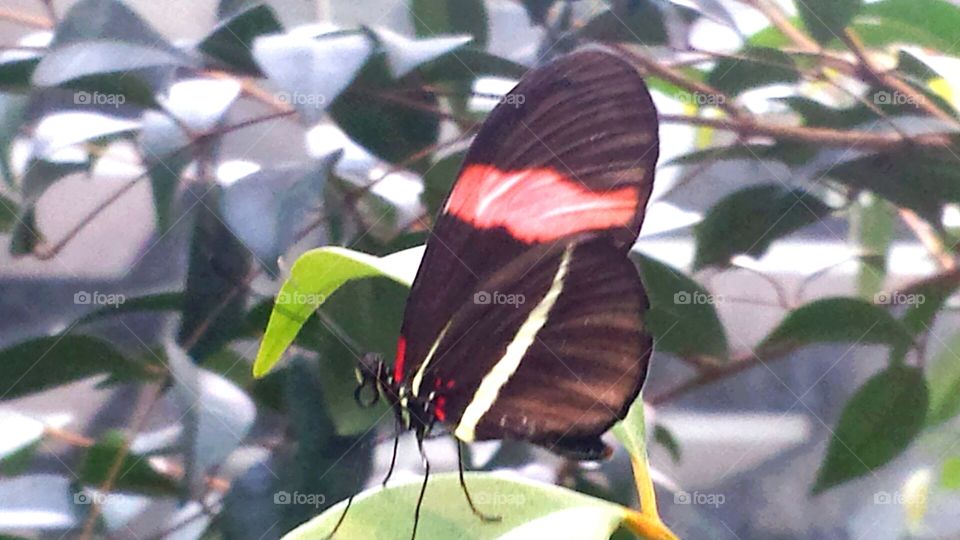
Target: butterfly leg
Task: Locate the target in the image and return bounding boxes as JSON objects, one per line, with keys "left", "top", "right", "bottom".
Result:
{"left": 411, "top": 435, "right": 431, "bottom": 540}
{"left": 321, "top": 493, "right": 355, "bottom": 540}
{"left": 457, "top": 441, "right": 502, "bottom": 523}
{"left": 382, "top": 417, "right": 401, "bottom": 488}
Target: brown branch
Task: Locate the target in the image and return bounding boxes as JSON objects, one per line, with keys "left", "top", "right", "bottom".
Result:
{"left": 841, "top": 29, "right": 960, "bottom": 127}
{"left": 740, "top": 0, "right": 819, "bottom": 52}
{"left": 898, "top": 208, "right": 957, "bottom": 271}
{"left": 0, "top": 7, "right": 51, "bottom": 28}
{"left": 658, "top": 113, "right": 953, "bottom": 148}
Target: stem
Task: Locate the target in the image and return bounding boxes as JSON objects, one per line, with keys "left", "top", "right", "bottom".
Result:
{"left": 0, "top": 7, "right": 51, "bottom": 28}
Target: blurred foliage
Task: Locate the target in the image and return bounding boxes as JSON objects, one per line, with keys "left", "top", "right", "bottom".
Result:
{"left": 1, "top": 0, "right": 960, "bottom": 539}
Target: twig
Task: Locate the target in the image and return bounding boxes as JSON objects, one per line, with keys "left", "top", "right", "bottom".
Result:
{"left": 841, "top": 28, "right": 960, "bottom": 127}
{"left": 898, "top": 208, "right": 957, "bottom": 271}
{"left": 739, "top": 0, "right": 819, "bottom": 52}
{"left": 657, "top": 113, "right": 952, "bottom": 148}
{"left": 0, "top": 7, "right": 51, "bottom": 28}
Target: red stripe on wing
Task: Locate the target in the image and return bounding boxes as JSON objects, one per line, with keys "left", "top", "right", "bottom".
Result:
{"left": 393, "top": 335, "right": 407, "bottom": 384}
{"left": 444, "top": 164, "right": 639, "bottom": 243}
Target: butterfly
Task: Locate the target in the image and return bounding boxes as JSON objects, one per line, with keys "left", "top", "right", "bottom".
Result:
{"left": 335, "top": 45, "right": 659, "bottom": 539}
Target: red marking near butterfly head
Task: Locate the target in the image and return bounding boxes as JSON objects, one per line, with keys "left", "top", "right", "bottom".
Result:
{"left": 392, "top": 335, "right": 407, "bottom": 385}
{"left": 444, "top": 164, "right": 640, "bottom": 243}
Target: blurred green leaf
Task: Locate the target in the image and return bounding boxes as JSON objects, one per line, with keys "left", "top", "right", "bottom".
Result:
{"left": 283, "top": 474, "right": 628, "bottom": 540}
{"left": 760, "top": 298, "right": 913, "bottom": 352}
{"left": 411, "top": 0, "right": 488, "bottom": 48}
{"left": 828, "top": 145, "right": 960, "bottom": 227}
{"left": 253, "top": 31, "right": 373, "bottom": 124}
{"left": 80, "top": 430, "right": 177, "bottom": 494}
{"left": 422, "top": 149, "right": 465, "bottom": 218}
{"left": 850, "top": 196, "right": 894, "bottom": 301}
{"left": 798, "top": 0, "right": 862, "bottom": 45}
{"left": 653, "top": 425, "right": 682, "bottom": 464}
{"left": 612, "top": 395, "right": 648, "bottom": 463}
{"left": 0, "top": 57, "right": 40, "bottom": 92}
{"left": 667, "top": 141, "right": 817, "bottom": 167}
{"left": 330, "top": 55, "right": 440, "bottom": 166}
{"left": 9, "top": 207, "right": 43, "bottom": 256}
{"left": 0, "top": 94, "right": 29, "bottom": 186}
{"left": 199, "top": 3, "right": 283, "bottom": 75}
{"left": 694, "top": 184, "right": 831, "bottom": 269}
{"left": 140, "top": 111, "right": 191, "bottom": 233}
{"left": 580, "top": 3, "right": 669, "bottom": 45}
{"left": 0, "top": 194, "right": 17, "bottom": 233}
{"left": 0, "top": 335, "right": 150, "bottom": 400}
{"left": 371, "top": 27, "right": 472, "bottom": 79}
{"left": 925, "top": 331, "right": 960, "bottom": 427}
{"left": 861, "top": 0, "right": 960, "bottom": 53}
{"left": 253, "top": 246, "right": 415, "bottom": 378}
{"left": 77, "top": 292, "right": 183, "bottom": 324}
{"left": 941, "top": 457, "right": 960, "bottom": 490}
{"left": 633, "top": 254, "right": 728, "bottom": 358}
{"left": 812, "top": 365, "right": 927, "bottom": 494}
{"left": 178, "top": 192, "right": 252, "bottom": 361}
{"left": 706, "top": 47, "right": 797, "bottom": 95}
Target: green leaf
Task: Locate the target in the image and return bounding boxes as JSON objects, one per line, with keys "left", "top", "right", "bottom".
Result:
{"left": 252, "top": 246, "right": 415, "bottom": 378}
{"left": 861, "top": 0, "right": 960, "bottom": 53}
{"left": 80, "top": 430, "right": 177, "bottom": 494}
{"left": 632, "top": 254, "right": 728, "bottom": 358}
{"left": 612, "top": 395, "right": 648, "bottom": 463}
{"left": 140, "top": 111, "right": 191, "bottom": 232}
{"left": 10, "top": 207, "right": 43, "bottom": 256}
{"left": 370, "top": 27, "right": 472, "bottom": 79}
{"left": 0, "top": 93, "right": 29, "bottom": 187}
{"left": 411, "top": 0, "right": 489, "bottom": 49}
{"left": 0, "top": 57, "right": 40, "bottom": 92}
{"left": 798, "top": 0, "right": 862, "bottom": 45}
{"left": 281, "top": 474, "right": 628, "bottom": 540}
{"left": 76, "top": 292, "right": 183, "bottom": 325}
{"left": 667, "top": 141, "right": 817, "bottom": 167}
{"left": 253, "top": 31, "right": 373, "bottom": 124}
{"left": 925, "top": 331, "right": 960, "bottom": 427}
{"left": 0, "top": 335, "right": 150, "bottom": 400}
{"left": 330, "top": 54, "right": 441, "bottom": 165}
{"left": 812, "top": 365, "right": 928, "bottom": 494}
{"left": 850, "top": 196, "right": 894, "bottom": 301}
{"left": 941, "top": 457, "right": 960, "bottom": 490}
{"left": 422, "top": 149, "right": 465, "bottom": 218}
{"left": 579, "top": 3, "right": 669, "bottom": 45}
{"left": 694, "top": 184, "right": 831, "bottom": 269}
{"left": 177, "top": 192, "right": 252, "bottom": 361}
{"left": 827, "top": 145, "right": 960, "bottom": 227}
{"left": 199, "top": 3, "right": 283, "bottom": 75}
{"left": 653, "top": 425, "right": 682, "bottom": 464}
{"left": 760, "top": 298, "right": 913, "bottom": 352}
{"left": 705, "top": 47, "right": 797, "bottom": 95}
{"left": 0, "top": 193, "right": 18, "bottom": 233}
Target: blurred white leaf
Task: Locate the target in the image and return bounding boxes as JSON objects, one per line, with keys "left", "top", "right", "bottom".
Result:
{"left": 0, "top": 408, "right": 44, "bottom": 459}
{"left": 0, "top": 474, "right": 75, "bottom": 530}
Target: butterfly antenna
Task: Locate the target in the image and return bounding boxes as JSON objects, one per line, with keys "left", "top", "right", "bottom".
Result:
{"left": 457, "top": 441, "right": 501, "bottom": 522}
